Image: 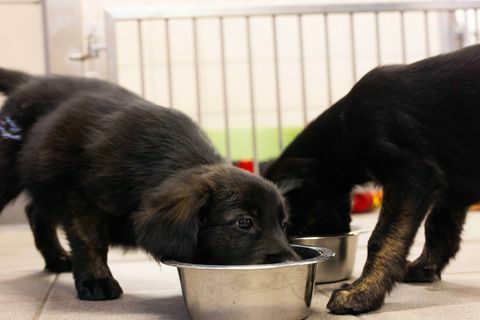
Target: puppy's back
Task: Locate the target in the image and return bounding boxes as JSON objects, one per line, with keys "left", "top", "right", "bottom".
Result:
{"left": 15, "top": 76, "right": 222, "bottom": 215}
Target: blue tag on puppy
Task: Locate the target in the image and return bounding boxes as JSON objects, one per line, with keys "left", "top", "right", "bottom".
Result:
{"left": 0, "top": 116, "right": 21, "bottom": 140}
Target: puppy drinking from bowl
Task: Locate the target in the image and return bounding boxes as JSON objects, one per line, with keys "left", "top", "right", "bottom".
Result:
{"left": 0, "top": 67, "right": 297, "bottom": 301}
{"left": 265, "top": 44, "right": 480, "bottom": 314}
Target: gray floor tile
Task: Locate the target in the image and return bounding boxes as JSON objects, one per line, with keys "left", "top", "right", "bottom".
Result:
{"left": 0, "top": 225, "right": 57, "bottom": 320}
{"left": 354, "top": 273, "right": 480, "bottom": 320}
{"left": 0, "top": 194, "right": 28, "bottom": 225}
{"left": 39, "top": 257, "right": 188, "bottom": 320}
{"left": 0, "top": 266, "right": 56, "bottom": 320}
{"left": 2, "top": 211, "right": 480, "bottom": 319}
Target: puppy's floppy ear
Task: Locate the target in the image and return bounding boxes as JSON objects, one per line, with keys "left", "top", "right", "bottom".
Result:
{"left": 134, "top": 170, "right": 211, "bottom": 262}
{"left": 265, "top": 157, "right": 320, "bottom": 195}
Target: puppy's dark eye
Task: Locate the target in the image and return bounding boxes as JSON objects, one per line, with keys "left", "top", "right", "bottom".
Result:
{"left": 236, "top": 218, "right": 253, "bottom": 230}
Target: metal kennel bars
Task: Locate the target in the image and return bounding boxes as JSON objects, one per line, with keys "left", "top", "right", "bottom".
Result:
{"left": 104, "top": 1, "right": 480, "bottom": 173}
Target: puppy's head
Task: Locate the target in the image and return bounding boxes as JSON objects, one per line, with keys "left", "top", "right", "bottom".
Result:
{"left": 264, "top": 157, "right": 351, "bottom": 236}
{"left": 135, "top": 165, "right": 298, "bottom": 264}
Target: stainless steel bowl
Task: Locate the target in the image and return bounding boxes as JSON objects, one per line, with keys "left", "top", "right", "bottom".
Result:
{"left": 162, "top": 245, "right": 334, "bottom": 320}
{"left": 290, "top": 226, "right": 369, "bottom": 283}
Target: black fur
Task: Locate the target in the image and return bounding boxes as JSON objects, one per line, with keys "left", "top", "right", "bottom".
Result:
{"left": 0, "top": 67, "right": 297, "bottom": 301}
{"left": 265, "top": 45, "right": 480, "bottom": 314}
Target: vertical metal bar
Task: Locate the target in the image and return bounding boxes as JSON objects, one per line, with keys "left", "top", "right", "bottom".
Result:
{"left": 374, "top": 11, "right": 381, "bottom": 65}
{"left": 463, "top": 9, "right": 468, "bottom": 47}
{"left": 424, "top": 10, "right": 431, "bottom": 57}
{"left": 104, "top": 12, "right": 118, "bottom": 82}
{"left": 349, "top": 12, "right": 357, "bottom": 82}
{"left": 245, "top": 17, "right": 258, "bottom": 174}
{"left": 297, "top": 14, "right": 308, "bottom": 126}
{"left": 164, "top": 19, "right": 173, "bottom": 107}
{"left": 475, "top": 9, "right": 479, "bottom": 43}
{"left": 466, "top": 9, "right": 471, "bottom": 46}
{"left": 219, "top": 17, "right": 231, "bottom": 162}
{"left": 272, "top": 15, "right": 283, "bottom": 151}
{"left": 450, "top": 10, "right": 461, "bottom": 50}
{"left": 40, "top": 0, "right": 51, "bottom": 74}
{"left": 324, "top": 13, "right": 332, "bottom": 106}
{"left": 137, "top": 19, "right": 145, "bottom": 97}
{"left": 192, "top": 18, "right": 202, "bottom": 125}
{"left": 399, "top": 11, "right": 406, "bottom": 63}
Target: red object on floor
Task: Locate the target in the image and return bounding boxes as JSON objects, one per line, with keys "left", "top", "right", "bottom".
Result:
{"left": 236, "top": 160, "right": 254, "bottom": 172}
{"left": 352, "top": 192, "right": 374, "bottom": 213}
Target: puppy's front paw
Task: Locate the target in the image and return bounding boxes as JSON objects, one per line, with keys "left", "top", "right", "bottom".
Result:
{"left": 403, "top": 259, "right": 440, "bottom": 283}
{"left": 77, "top": 277, "right": 123, "bottom": 301}
{"left": 45, "top": 255, "right": 72, "bottom": 273}
{"left": 327, "top": 284, "right": 384, "bottom": 315}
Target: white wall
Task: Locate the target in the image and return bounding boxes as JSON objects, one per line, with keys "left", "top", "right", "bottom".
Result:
{"left": 0, "top": 0, "right": 45, "bottom": 224}
{"left": 0, "top": 1, "right": 45, "bottom": 74}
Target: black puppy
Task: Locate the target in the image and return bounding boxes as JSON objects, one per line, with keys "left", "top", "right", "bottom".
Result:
{"left": 0, "top": 68, "right": 296, "bottom": 301}
{"left": 265, "top": 44, "right": 480, "bottom": 314}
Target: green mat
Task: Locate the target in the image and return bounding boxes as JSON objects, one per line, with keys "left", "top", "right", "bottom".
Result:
{"left": 205, "top": 127, "right": 302, "bottom": 161}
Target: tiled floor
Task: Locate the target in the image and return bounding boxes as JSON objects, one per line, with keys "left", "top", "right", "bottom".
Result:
{"left": 1, "top": 211, "right": 480, "bottom": 320}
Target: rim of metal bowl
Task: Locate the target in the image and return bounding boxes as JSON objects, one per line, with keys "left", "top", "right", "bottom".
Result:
{"left": 161, "top": 245, "right": 334, "bottom": 270}
{"left": 289, "top": 225, "right": 370, "bottom": 241}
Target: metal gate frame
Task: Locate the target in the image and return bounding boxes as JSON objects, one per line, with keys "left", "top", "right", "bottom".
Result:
{"left": 104, "top": 1, "right": 480, "bottom": 172}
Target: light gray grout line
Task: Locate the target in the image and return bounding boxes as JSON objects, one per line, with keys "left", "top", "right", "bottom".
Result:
{"left": 316, "top": 288, "right": 332, "bottom": 298}
{"left": 444, "top": 270, "right": 480, "bottom": 276}
{"left": 32, "top": 274, "right": 59, "bottom": 320}
{"left": 357, "top": 312, "right": 372, "bottom": 320}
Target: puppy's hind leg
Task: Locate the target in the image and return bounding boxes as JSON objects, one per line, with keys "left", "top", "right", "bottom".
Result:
{"left": 0, "top": 142, "right": 22, "bottom": 212}
{"left": 25, "top": 202, "right": 72, "bottom": 273}
{"left": 65, "top": 209, "right": 122, "bottom": 301}
{"left": 403, "top": 197, "right": 468, "bottom": 283}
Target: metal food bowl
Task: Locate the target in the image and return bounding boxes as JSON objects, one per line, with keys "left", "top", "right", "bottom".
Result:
{"left": 290, "top": 226, "right": 369, "bottom": 284}
{"left": 162, "top": 245, "right": 334, "bottom": 320}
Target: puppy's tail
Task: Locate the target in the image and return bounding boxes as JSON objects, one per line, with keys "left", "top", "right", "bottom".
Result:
{"left": 0, "top": 67, "right": 31, "bottom": 96}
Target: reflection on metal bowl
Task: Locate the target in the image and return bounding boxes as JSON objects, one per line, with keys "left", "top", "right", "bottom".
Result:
{"left": 290, "top": 226, "right": 369, "bottom": 283}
